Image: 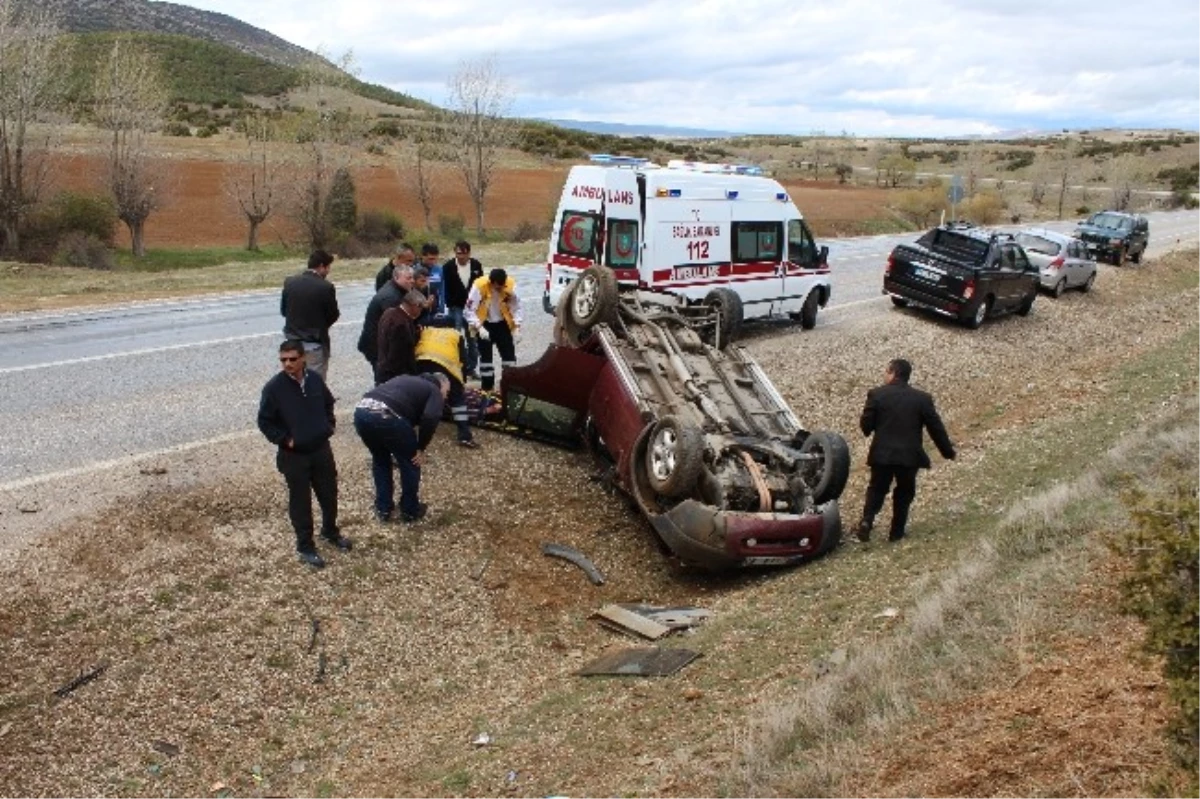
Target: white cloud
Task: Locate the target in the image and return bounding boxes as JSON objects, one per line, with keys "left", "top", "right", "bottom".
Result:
{"left": 179, "top": 0, "right": 1200, "bottom": 135}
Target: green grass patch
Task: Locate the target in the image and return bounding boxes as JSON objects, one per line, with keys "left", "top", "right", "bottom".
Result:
{"left": 111, "top": 245, "right": 295, "bottom": 272}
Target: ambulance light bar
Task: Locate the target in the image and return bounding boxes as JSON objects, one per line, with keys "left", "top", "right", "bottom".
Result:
{"left": 589, "top": 154, "right": 651, "bottom": 167}
{"left": 666, "top": 159, "right": 765, "bottom": 176}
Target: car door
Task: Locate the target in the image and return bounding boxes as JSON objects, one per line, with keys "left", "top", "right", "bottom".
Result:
{"left": 995, "top": 243, "right": 1024, "bottom": 309}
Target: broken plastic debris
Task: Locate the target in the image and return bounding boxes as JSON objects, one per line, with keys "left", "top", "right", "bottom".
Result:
{"left": 472, "top": 732, "right": 492, "bottom": 746}
{"left": 874, "top": 607, "right": 900, "bottom": 618}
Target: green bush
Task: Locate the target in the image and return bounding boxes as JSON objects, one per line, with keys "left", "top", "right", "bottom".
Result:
{"left": 356, "top": 209, "right": 405, "bottom": 245}
{"left": 437, "top": 213, "right": 466, "bottom": 238}
{"left": 47, "top": 192, "right": 118, "bottom": 245}
{"left": 1111, "top": 477, "right": 1199, "bottom": 795}
{"left": 162, "top": 121, "right": 192, "bottom": 137}
{"left": 325, "top": 168, "right": 358, "bottom": 235}
{"left": 52, "top": 232, "right": 115, "bottom": 270}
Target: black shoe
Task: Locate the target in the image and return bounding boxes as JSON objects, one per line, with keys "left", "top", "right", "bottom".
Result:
{"left": 888, "top": 531, "right": 906, "bottom": 542}
{"left": 855, "top": 520, "right": 872, "bottom": 543}
{"left": 322, "top": 533, "right": 353, "bottom": 552}
{"left": 400, "top": 503, "right": 428, "bottom": 523}
{"left": 297, "top": 550, "right": 326, "bottom": 569}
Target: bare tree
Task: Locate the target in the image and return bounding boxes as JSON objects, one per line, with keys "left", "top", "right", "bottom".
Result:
{"left": 446, "top": 55, "right": 516, "bottom": 234}
{"left": 279, "top": 48, "right": 365, "bottom": 249}
{"left": 93, "top": 36, "right": 168, "bottom": 257}
{"left": 225, "top": 112, "right": 280, "bottom": 250}
{"left": 0, "top": 0, "right": 69, "bottom": 256}
{"left": 406, "top": 122, "right": 445, "bottom": 231}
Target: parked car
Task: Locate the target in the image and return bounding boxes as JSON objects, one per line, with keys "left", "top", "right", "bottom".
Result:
{"left": 1073, "top": 210, "right": 1149, "bottom": 265}
{"left": 496, "top": 266, "right": 851, "bottom": 572}
{"left": 884, "top": 222, "right": 1040, "bottom": 329}
{"left": 1014, "top": 228, "right": 1097, "bottom": 297}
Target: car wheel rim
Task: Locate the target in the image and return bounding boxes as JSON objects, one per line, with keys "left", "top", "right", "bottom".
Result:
{"left": 649, "top": 428, "right": 678, "bottom": 481}
{"left": 573, "top": 275, "right": 598, "bottom": 318}
{"left": 975, "top": 303, "right": 986, "bottom": 324}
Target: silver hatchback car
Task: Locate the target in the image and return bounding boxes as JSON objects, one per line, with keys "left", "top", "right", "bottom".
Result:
{"left": 1015, "top": 228, "right": 1097, "bottom": 298}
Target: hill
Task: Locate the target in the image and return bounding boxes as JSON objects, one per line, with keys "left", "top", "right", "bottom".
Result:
{"left": 16, "top": 0, "right": 431, "bottom": 111}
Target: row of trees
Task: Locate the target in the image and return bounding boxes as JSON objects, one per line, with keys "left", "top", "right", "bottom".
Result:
{"left": 1, "top": 0, "right": 517, "bottom": 261}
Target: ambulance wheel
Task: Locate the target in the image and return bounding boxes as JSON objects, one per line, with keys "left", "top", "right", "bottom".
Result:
{"left": 799, "top": 290, "right": 819, "bottom": 330}
{"left": 702, "top": 288, "right": 743, "bottom": 349}
{"left": 569, "top": 266, "right": 618, "bottom": 328}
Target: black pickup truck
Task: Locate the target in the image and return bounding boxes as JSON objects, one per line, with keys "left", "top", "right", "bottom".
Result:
{"left": 883, "top": 222, "right": 1040, "bottom": 329}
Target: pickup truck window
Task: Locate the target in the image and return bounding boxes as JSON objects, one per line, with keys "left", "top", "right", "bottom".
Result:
{"left": 1015, "top": 233, "right": 1060, "bottom": 257}
{"left": 915, "top": 228, "right": 991, "bottom": 267}
{"left": 733, "top": 221, "right": 782, "bottom": 263}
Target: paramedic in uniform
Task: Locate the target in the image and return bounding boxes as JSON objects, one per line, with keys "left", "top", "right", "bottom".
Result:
{"left": 465, "top": 268, "right": 522, "bottom": 392}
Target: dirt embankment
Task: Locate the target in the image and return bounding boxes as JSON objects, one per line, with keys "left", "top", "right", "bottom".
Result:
{"left": 0, "top": 249, "right": 1195, "bottom": 797}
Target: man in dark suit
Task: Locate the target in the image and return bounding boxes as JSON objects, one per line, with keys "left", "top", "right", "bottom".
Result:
{"left": 442, "top": 240, "right": 484, "bottom": 378}
{"left": 280, "top": 250, "right": 340, "bottom": 379}
{"left": 857, "top": 358, "right": 956, "bottom": 542}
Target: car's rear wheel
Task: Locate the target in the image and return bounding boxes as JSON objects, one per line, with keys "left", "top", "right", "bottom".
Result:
{"left": 645, "top": 416, "right": 705, "bottom": 500}
{"left": 891, "top": 296, "right": 909, "bottom": 308}
{"left": 702, "top": 288, "right": 743, "bottom": 349}
{"left": 569, "top": 266, "right": 618, "bottom": 328}
{"left": 799, "top": 431, "right": 851, "bottom": 505}
{"left": 964, "top": 297, "right": 991, "bottom": 329}
{"left": 799, "top": 290, "right": 819, "bottom": 330}
{"left": 1130, "top": 247, "right": 1143, "bottom": 264}
{"left": 1052, "top": 278, "right": 1066, "bottom": 298}
{"left": 1081, "top": 272, "right": 1096, "bottom": 293}
{"left": 1017, "top": 290, "right": 1035, "bottom": 316}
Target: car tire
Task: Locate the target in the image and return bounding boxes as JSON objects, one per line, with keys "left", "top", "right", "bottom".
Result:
{"left": 964, "top": 297, "right": 991, "bottom": 329}
{"left": 1081, "top": 272, "right": 1096, "bottom": 293}
{"left": 1130, "top": 247, "right": 1143, "bottom": 264}
{"left": 891, "top": 296, "right": 909, "bottom": 308}
{"left": 702, "top": 288, "right": 743, "bottom": 349}
{"left": 553, "top": 281, "right": 586, "bottom": 347}
{"left": 645, "top": 416, "right": 705, "bottom": 500}
{"left": 1017, "top": 291, "right": 1035, "bottom": 316}
{"left": 799, "top": 290, "right": 819, "bottom": 330}
{"left": 569, "top": 266, "right": 619, "bottom": 328}
{"left": 813, "top": 500, "right": 842, "bottom": 557}
{"left": 799, "top": 430, "right": 851, "bottom": 505}
{"left": 1052, "top": 278, "right": 1066, "bottom": 299}
{"left": 1112, "top": 247, "right": 1126, "bottom": 267}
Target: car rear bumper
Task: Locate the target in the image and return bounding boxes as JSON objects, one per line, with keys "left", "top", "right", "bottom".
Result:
{"left": 645, "top": 499, "right": 840, "bottom": 572}
{"left": 883, "top": 279, "right": 964, "bottom": 318}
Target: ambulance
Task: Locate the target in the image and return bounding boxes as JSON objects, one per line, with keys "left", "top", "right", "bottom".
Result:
{"left": 541, "top": 155, "right": 831, "bottom": 334}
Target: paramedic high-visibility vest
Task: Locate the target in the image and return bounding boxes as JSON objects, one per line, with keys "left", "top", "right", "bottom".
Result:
{"left": 415, "top": 326, "right": 463, "bottom": 383}
{"left": 473, "top": 276, "right": 518, "bottom": 331}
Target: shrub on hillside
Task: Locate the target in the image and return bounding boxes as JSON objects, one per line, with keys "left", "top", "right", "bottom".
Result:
{"left": 438, "top": 213, "right": 466, "bottom": 238}
{"left": 356, "top": 209, "right": 405, "bottom": 246}
{"left": 52, "top": 232, "right": 115, "bottom": 270}
{"left": 509, "top": 219, "right": 548, "bottom": 243}
{"left": 163, "top": 122, "right": 192, "bottom": 137}
{"left": 1110, "top": 476, "right": 1199, "bottom": 796}
{"left": 325, "top": 168, "right": 358, "bottom": 236}
{"left": 18, "top": 191, "right": 118, "bottom": 263}
{"left": 962, "top": 191, "right": 1006, "bottom": 225}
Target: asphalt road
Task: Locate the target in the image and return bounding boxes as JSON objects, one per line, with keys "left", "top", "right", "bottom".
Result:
{"left": 1, "top": 210, "right": 1195, "bottom": 488}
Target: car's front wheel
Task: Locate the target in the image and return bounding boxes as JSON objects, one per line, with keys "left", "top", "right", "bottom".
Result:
{"left": 1017, "top": 290, "right": 1035, "bottom": 316}
{"left": 891, "top": 296, "right": 909, "bottom": 308}
{"left": 799, "top": 431, "right": 851, "bottom": 505}
{"left": 570, "top": 266, "right": 619, "bottom": 327}
{"left": 645, "top": 416, "right": 705, "bottom": 500}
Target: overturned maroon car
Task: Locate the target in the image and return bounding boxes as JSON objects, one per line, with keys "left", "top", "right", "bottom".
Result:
{"left": 495, "top": 266, "right": 850, "bottom": 572}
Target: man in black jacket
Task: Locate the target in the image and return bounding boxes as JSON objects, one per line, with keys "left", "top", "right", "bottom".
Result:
{"left": 358, "top": 264, "right": 415, "bottom": 380}
{"left": 856, "top": 358, "right": 956, "bottom": 543}
{"left": 353, "top": 372, "right": 450, "bottom": 523}
{"left": 374, "top": 243, "right": 416, "bottom": 291}
{"left": 442, "top": 240, "right": 484, "bottom": 378}
{"left": 281, "top": 250, "right": 340, "bottom": 379}
{"left": 257, "top": 340, "right": 352, "bottom": 568}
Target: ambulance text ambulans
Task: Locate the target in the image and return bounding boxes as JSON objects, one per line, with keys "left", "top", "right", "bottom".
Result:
{"left": 542, "top": 156, "right": 832, "bottom": 335}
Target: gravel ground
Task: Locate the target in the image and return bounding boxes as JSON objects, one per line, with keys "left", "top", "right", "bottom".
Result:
{"left": 0, "top": 249, "right": 1195, "bottom": 797}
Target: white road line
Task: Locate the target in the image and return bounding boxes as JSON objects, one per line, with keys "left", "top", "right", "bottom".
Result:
{"left": 0, "top": 429, "right": 260, "bottom": 492}
{"left": 0, "top": 331, "right": 281, "bottom": 375}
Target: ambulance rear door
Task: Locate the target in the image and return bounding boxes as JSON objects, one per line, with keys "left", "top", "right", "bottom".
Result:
{"left": 644, "top": 180, "right": 730, "bottom": 303}
{"left": 598, "top": 167, "right": 641, "bottom": 284}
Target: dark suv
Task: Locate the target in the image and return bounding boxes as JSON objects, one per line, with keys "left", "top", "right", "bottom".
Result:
{"left": 1073, "top": 211, "right": 1149, "bottom": 266}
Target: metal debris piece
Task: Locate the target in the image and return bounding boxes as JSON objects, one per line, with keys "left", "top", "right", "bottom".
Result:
{"left": 541, "top": 542, "right": 605, "bottom": 585}
{"left": 151, "top": 739, "right": 181, "bottom": 757}
{"left": 591, "top": 605, "right": 672, "bottom": 640}
{"left": 472, "top": 732, "right": 492, "bottom": 746}
{"left": 578, "top": 647, "right": 701, "bottom": 677}
{"left": 16, "top": 500, "right": 39, "bottom": 513}
{"left": 618, "top": 603, "right": 713, "bottom": 629}
{"left": 139, "top": 464, "right": 168, "bottom": 475}
{"left": 314, "top": 652, "right": 327, "bottom": 685}
{"left": 53, "top": 661, "right": 109, "bottom": 698}
{"left": 874, "top": 607, "right": 900, "bottom": 619}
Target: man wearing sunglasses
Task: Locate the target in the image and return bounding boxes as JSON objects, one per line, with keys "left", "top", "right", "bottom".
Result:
{"left": 257, "top": 340, "right": 351, "bottom": 569}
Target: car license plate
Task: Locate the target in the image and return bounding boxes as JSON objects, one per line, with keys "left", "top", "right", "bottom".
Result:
{"left": 742, "top": 556, "right": 796, "bottom": 566}
{"left": 913, "top": 266, "right": 941, "bottom": 282}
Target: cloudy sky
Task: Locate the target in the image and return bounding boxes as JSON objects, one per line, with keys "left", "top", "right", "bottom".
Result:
{"left": 183, "top": 0, "right": 1198, "bottom": 137}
